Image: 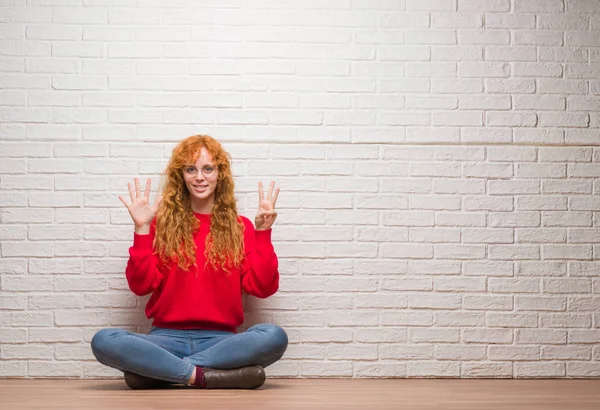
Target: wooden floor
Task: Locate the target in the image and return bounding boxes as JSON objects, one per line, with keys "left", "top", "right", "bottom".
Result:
{"left": 1, "top": 379, "right": 599, "bottom": 410}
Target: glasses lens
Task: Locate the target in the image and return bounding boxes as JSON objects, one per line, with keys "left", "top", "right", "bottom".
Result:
{"left": 202, "top": 166, "right": 215, "bottom": 176}
{"left": 184, "top": 166, "right": 196, "bottom": 176}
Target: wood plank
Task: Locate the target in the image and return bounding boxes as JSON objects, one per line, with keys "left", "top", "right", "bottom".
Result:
{"left": 0, "top": 379, "right": 599, "bottom": 410}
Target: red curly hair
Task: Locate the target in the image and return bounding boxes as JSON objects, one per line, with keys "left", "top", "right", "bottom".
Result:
{"left": 154, "top": 135, "right": 244, "bottom": 273}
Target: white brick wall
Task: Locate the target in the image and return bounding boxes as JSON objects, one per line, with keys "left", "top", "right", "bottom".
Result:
{"left": 1, "top": 0, "right": 599, "bottom": 380}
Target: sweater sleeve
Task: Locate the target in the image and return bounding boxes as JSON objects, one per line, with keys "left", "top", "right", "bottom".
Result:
{"left": 240, "top": 218, "right": 279, "bottom": 299}
{"left": 125, "top": 224, "right": 163, "bottom": 296}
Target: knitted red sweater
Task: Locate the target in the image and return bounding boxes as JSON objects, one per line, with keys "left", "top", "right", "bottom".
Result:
{"left": 125, "top": 213, "right": 279, "bottom": 332}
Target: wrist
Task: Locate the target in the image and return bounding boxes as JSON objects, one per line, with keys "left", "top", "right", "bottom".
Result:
{"left": 134, "top": 224, "right": 151, "bottom": 235}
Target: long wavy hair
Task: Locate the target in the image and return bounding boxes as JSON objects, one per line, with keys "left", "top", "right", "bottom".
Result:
{"left": 154, "top": 135, "right": 244, "bottom": 273}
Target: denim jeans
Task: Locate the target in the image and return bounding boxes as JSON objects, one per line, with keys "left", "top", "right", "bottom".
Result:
{"left": 91, "top": 323, "right": 288, "bottom": 384}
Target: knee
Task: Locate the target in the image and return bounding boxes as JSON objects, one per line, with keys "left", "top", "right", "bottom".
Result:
{"left": 90, "top": 328, "right": 124, "bottom": 361}
{"left": 257, "top": 324, "right": 288, "bottom": 356}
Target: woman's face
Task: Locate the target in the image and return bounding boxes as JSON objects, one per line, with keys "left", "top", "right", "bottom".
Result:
{"left": 182, "top": 147, "right": 219, "bottom": 211}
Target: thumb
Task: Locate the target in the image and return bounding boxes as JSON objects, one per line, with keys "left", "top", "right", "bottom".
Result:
{"left": 154, "top": 195, "right": 163, "bottom": 210}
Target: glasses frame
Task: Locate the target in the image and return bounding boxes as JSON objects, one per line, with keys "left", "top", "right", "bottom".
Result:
{"left": 182, "top": 164, "right": 218, "bottom": 179}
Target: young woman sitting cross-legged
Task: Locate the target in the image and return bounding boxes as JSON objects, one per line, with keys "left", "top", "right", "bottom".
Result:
{"left": 91, "top": 135, "right": 288, "bottom": 390}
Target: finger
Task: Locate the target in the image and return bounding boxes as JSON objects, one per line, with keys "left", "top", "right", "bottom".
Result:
{"left": 134, "top": 177, "right": 141, "bottom": 199}
{"left": 258, "top": 181, "right": 264, "bottom": 202}
{"left": 144, "top": 178, "right": 151, "bottom": 201}
{"left": 271, "top": 187, "right": 280, "bottom": 208}
{"left": 267, "top": 180, "right": 274, "bottom": 201}
{"left": 127, "top": 182, "right": 135, "bottom": 202}
{"left": 118, "top": 196, "right": 130, "bottom": 210}
{"left": 155, "top": 195, "right": 163, "bottom": 208}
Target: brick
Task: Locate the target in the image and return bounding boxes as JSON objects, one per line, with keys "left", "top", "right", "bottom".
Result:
{"left": 381, "top": 311, "right": 433, "bottom": 326}
{"left": 55, "top": 344, "right": 96, "bottom": 360}
{"left": 434, "top": 178, "right": 485, "bottom": 194}
{"left": 432, "top": 45, "right": 483, "bottom": 61}
{"left": 354, "top": 362, "right": 407, "bottom": 377}
{"left": 297, "top": 329, "right": 353, "bottom": 343}
{"left": 568, "top": 330, "right": 600, "bottom": 343}
{"left": 542, "top": 245, "right": 592, "bottom": 260}
{"left": 541, "top": 346, "right": 591, "bottom": 360}
{"left": 462, "top": 363, "right": 512, "bottom": 378}
{"left": 0, "top": 361, "right": 27, "bottom": 377}
{"left": 328, "top": 310, "right": 379, "bottom": 327}
{"left": 566, "top": 363, "right": 600, "bottom": 377}
{"left": 514, "top": 62, "right": 562, "bottom": 77}
{"left": 353, "top": 293, "right": 407, "bottom": 309}
{"left": 31, "top": 293, "right": 82, "bottom": 311}
{"left": 514, "top": 95, "right": 565, "bottom": 110}
{"left": 0, "top": 328, "right": 27, "bottom": 343}
{"left": 380, "top": 345, "right": 433, "bottom": 360}
{"left": 540, "top": 147, "right": 592, "bottom": 162}
{"left": 488, "top": 180, "right": 540, "bottom": 195}
{"left": 326, "top": 344, "right": 377, "bottom": 360}
{"left": 514, "top": 362, "right": 566, "bottom": 378}
{"left": 458, "top": 94, "right": 511, "bottom": 110}
{"left": 489, "top": 279, "right": 540, "bottom": 293}
{"left": 516, "top": 228, "right": 567, "bottom": 243}
{"left": 408, "top": 362, "right": 460, "bottom": 377}
{"left": 540, "top": 313, "right": 592, "bottom": 328}
{"left": 435, "top": 212, "right": 486, "bottom": 227}
{"left": 538, "top": 79, "right": 588, "bottom": 95}
{"left": 487, "top": 313, "right": 538, "bottom": 328}
{"left": 29, "top": 361, "right": 82, "bottom": 377}
{"left": 486, "top": 13, "right": 535, "bottom": 29}
{"left": 515, "top": 296, "right": 566, "bottom": 311}
{"left": 539, "top": 112, "right": 589, "bottom": 128}
{"left": 354, "top": 328, "right": 406, "bottom": 343}
{"left": 570, "top": 262, "right": 600, "bottom": 277}
{"left": 515, "top": 0, "right": 564, "bottom": 12}
{"left": 29, "top": 328, "right": 83, "bottom": 343}
{"left": 435, "top": 345, "right": 486, "bottom": 360}
{"left": 406, "top": 30, "right": 456, "bottom": 45}
{"left": 451, "top": 315, "right": 493, "bottom": 336}
{"left": 367, "top": 262, "right": 418, "bottom": 278}
{"left": 299, "top": 361, "right": 352, "bottom": 377}
{"left": 2, "top": 345, "right": 53, "bottom": 360}
{"left": 489, "top": 346, "right": 539, "bottom": 361}
{"left": 431, "top": 12, "right": 483, "bottom": 28}
{"left": 461, "top": 127, "right": 512, "bottom": 143}
{"left": 486, "top": 112, "right": 537, "bottom": 127}
{"left": 516, "top": 329, "right": 566, "bottom": 344}
{"left": 1, "top": 275, "right": 52, "bottom": 292}
{"left": 459, "top": 0, "right": 510, "bottom": 11}
{"left": 515, "top": 261, "right": 566, "bottom": 276}
{"left": 464, "top": 295, "right": 513, "bottom": 310}
{"left": 539, "top": 47, "right": 588, "bottom": 63}
{"left": 486, "top": 47, "right": 536, "bottom": 62}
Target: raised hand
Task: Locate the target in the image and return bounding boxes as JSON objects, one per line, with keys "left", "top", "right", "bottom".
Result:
{"left": 254, "top": 181, "right": 279, "bottom": 231}
{"left": 118, "top": 178, "right": 162, "bottom": 234}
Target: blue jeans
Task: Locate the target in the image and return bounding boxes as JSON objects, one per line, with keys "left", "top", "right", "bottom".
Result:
{"left": 91, "top": 324, "right": 288, "bottom": 384}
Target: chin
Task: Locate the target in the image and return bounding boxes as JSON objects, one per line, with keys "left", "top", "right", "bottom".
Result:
{"left": 193, "top": 193, "right": 213, "bottom": 201}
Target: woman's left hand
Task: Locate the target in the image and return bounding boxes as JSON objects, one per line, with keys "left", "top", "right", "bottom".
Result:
{"left": 255, "top": 181, "right": 279, "bottom": 231}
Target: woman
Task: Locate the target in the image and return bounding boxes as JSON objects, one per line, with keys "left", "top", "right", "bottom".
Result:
{"left": 91, "top": 135, "right": 288, "bottom": 390}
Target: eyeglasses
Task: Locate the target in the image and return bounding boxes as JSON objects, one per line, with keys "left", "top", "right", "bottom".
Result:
{"left": 182, "top": 165, "right": 217, "bottom": 178}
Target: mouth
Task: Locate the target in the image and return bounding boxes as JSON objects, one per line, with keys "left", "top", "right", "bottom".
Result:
{"left": 193, "top": 184, "right": 209, "bottom": 192}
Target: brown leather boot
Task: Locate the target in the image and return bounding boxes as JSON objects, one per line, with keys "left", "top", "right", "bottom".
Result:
{"left": 203, "top": 365, "right": 266, "bottom": 389}
{"left": 124, "top": 371, "right": 170, "bottom": 390}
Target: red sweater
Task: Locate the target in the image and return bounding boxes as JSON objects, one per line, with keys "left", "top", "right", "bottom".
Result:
{"left": 125, "top": 213, "right": 279, "bottom": 333}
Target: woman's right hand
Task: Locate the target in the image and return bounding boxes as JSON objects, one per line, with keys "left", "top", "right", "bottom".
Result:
{"left": 118, "top": 178, "right": 163, "bottom": 234}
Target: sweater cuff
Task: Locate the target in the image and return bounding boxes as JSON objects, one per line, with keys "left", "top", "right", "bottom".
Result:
{"left": 255, "top": 228, "right": 272, "bottom": 243}
{"left": 133, "top": 233, "right": 153, "bottom": 249}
